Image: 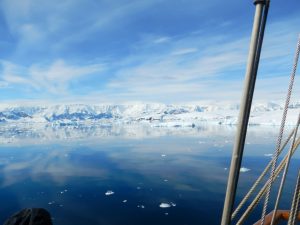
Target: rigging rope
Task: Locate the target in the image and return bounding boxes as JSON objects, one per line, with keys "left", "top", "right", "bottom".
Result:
{"left": 288, "top": 170, "right": 300, "bottom": 225}
{"left": 270, "top": 113, "right": 300, "bottom": 225}
{"left": 236, "top": 136, "right": 300, "bottom": 225}
{"left": 260, "top": 36, "right": 300, "bottom": 225}
{"left": 232, "top": 127, "right": 295, "bottom": 220}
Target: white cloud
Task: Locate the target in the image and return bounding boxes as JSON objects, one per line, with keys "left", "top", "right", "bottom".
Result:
{"left": 106, "top": 34, "right": 248, "bottom": 98}
{"left": 1, "top": 0, "right": 166, "bottom": 54}
{"left": 0, "top": 0, "right": 299, "bottom": 103}
{"left": 0, "top": 81, "right": 8, "bottom": 88}
{"left": 171, "top": 48, "right": 198, "bottom": 56}
{"left": 153, "top": 37, "right": 171, "bottom": 44}
{"left": 1, "top": 60, "right": 105, "bottom": 94}
{"left": 101, "top": 16, "right": 300, "bottom": 103}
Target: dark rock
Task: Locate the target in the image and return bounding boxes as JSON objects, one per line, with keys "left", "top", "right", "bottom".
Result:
{"left": 3, "top": 208, "right": 52, "bottom": 225}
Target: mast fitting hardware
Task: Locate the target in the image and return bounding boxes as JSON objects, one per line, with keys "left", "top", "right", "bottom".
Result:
{"left": 253, "top": 0, "right": 266, "bottom": 5}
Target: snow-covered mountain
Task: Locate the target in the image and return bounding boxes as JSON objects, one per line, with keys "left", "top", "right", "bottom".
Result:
{"left": 0, "top": 101, "right": 299, "bottom": 126}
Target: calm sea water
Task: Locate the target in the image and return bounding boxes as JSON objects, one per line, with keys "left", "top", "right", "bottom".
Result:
{"left": 0, "top": 125, "right": 299, "bottom": 225}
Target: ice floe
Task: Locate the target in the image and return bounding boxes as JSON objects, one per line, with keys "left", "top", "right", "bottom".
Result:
{"left": 60, "top": 189, "right": 68, "bottom": 194}
{"left": 159, "top": 203, "right": 171, "bottom": 208}
{"left": 240, "top": 167, "right": 250, "bottom": 173}
{"left": 105, "top": 190, "right": 114, "bottom": 196}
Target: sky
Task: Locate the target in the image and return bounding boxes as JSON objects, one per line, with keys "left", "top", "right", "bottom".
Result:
{"left": 0, "top": 0, "right": 299, "bottom": 104}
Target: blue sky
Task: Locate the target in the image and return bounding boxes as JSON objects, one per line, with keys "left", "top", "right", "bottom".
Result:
{"left": 0, "top": 0, "right": 299, "bottom": 104}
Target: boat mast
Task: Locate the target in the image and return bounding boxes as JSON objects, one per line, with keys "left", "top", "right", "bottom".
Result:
{"left": 221, "top": 1, "right": 270, "bottom": 225}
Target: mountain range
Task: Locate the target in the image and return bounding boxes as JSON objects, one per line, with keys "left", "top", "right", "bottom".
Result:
{"left": 0, "top": 101, "right": 299, "bottom": 126}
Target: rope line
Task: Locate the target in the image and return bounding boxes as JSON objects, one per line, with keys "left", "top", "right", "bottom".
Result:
{"left": 232, "top": 127, "right": 295, "bottom": 219}
{"left": 260, "top": 36, "right": 300, "bottom": 225}
{"left": 236, "top": 136, "right": 300, "bottom": 225}
{"left": 270, "top": 113, "right": 300, "bottom": 225}
{"left": 288, "top": 170, "right": 300, "bottom": 225}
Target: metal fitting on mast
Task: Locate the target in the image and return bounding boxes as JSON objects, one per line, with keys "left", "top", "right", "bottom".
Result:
{"left": 253, "top": 0, "right": 266, "bottom": 5}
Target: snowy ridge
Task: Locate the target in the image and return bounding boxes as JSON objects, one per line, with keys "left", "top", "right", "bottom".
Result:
{"left": 0, "top": 101, "right": 299, "bottom": 126}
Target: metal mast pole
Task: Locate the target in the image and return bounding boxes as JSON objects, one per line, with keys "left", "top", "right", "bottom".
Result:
{"left": 221, "top": 1, "right": 269, "bottom": 224}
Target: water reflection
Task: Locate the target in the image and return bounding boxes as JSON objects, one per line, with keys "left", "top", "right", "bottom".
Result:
{"left": 0, "top": 123, "right": 290, "bottom": 144}
{"left": 0, "top": 125, "right": 299, "bottom": 225}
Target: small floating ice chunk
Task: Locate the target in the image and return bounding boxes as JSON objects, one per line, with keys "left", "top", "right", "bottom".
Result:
{"left": 161, "top": 154, "right": 166, "bottom": 157}
{"left": 264, "top": 154, "right": 273, "bottom": 157}
{"left": 165, "top": 213, "right": 169, "bottom": 216}
{"left": 105, "top": 190, "right": 114, "bottom": 196}
{"left": 171, "top": 202, "right": 176, "bottom": 207}
{"left": 137, "top": 186, "right": 141, "bottom": 190}
{"left": 160, "top": 203, "right": 171, "bottom": 208}
{"left": 240, "top": 167, "right": 250, "bottom": 173}
{"left": 48, "top": 201, "right": 55, "bottom": 205}
{"left": 164, "top": 179, "right": 168, "bottom": 182}
{"left": 224, "top": 168, "right": 228, "bottom": 170}
{"left": 123, "top": 200, "right": 127, "bottom": 203}
{"left": 60, "top": 189, "right": 68, "bottom": 194}
{"left": 137, "top": 205, "right": 145, "bottom": 208}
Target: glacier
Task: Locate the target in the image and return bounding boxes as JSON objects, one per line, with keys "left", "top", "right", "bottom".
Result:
{"left": 0, "top": 101, "right": 299, "bottom": 127}
{"left": 1, "top": 101, "right": 298, "bottom": 144}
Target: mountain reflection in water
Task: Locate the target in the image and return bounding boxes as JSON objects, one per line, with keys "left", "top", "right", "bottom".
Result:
{"left": 0, "top": 125, "right": 299, "bottom": 225}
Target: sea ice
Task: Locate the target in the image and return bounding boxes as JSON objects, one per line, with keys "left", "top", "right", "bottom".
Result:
{"left": 159, "top": 203, "right": 171, "bottom": 208}
{"left": 240, "top": 167, "right": 250, "bottom": 172}
{"left": 105, "top": 190, "right": 114, "bottom": 196}
{"left": 60, "top": 189, "right": 68, "bottom": 194}
{"left": 264, "top": 154, "right": 273, "bottom": 157}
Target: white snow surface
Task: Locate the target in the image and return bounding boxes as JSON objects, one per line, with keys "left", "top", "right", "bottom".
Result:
{"left": 0, "top": 101, "right": 299, "bottom": 126}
